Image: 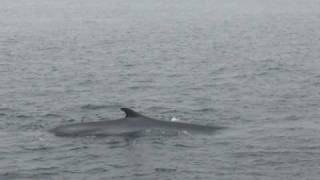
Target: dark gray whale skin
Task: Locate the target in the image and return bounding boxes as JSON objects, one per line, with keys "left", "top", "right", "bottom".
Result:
{"left": 50, "top": 108, "right": 223, "bottom": 137}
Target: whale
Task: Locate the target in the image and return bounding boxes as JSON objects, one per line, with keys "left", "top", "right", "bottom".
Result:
{"left": 50, "top": 108, "right": 223, "bottom": 137}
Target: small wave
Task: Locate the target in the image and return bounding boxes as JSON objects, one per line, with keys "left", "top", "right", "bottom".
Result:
{"left": 68, "top": 146, "right": 89, "bottom": 151}
{"left": 16, "top": 114, "right": 32, "bottom": 119}
{"left": 20, "top": 123, "right": 45, "bottom": 130}
{"left": 0, "top": 107, "right": 14, "bottom": 111}
{"left": 109, "top": 164, "right": 128, "bottom": 169}
{"left": 0, "top": 173, "right": 17, "bottom": 180}
{"left": 2, "top": 168, "right": 59, "bottom": 180}
{"left": 194, "top": 108, "right": 216, "bottom": 113}
{"left": 87, "top": 167, "right": 108, "bottom": 173}
{"left": 296, "top": 145, "right": 320, "bottom": 151}
{"left": 154, "top": 168, "right": 177, "bottom": 173}
{"left": 133, "top": 172, "right": 148, "bottom": 177}
{"left": 37, "top": 46, "right": 61, "bottom": 51}
{"left": 174, "top": 143, "right": 196, "bottom": 148}
{"left": 128, "top": 85, "right": 153, "bottom": 90}
{"left": 106, "top": 140, "right": 123, "bottom": 145}
{"left": 42, "top": 113, "right": 63, "bottom": 118}
{"left": 283, "top": 115, "right": 300, "bottom": 121}
{"left": 20, "top": 145, "right": 52, "bottom": 151}
{"left": 78, "top": 79, "right": 94, "bottom": 86}
{"left": 33, "top": 167, "right": 60, "bottom": 172}
{"left": 81, "top": 104, "right": 109, "bottom": 110}
{"left": 0, "top": 107, "right": 15, "bottom": 117}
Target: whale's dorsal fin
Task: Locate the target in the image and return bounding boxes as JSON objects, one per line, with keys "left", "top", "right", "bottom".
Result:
{"left": 121, "top": 108, "right": 142, "bottom": 118}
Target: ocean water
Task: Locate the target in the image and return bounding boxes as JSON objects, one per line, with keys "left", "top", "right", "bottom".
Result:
{"left": 1, "top": 0, "right": 320, "bottom": 179}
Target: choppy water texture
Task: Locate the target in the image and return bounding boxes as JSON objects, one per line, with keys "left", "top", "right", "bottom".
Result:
{"left": 1, "top": 0, "right": 320, "bottom": 179}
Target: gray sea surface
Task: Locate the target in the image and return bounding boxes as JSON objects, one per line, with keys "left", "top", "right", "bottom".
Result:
{"left": 1, "top": 0, "right": 320, "bottom": 179}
